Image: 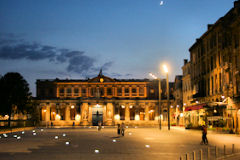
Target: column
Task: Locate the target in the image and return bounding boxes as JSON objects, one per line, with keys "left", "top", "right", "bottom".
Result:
{"left": 65, "top": 106, "right": 70, "bottom": 121}
{"left": 145, "top": 105, "right": 149, "bottom": 121}
{"left": 106, "top": 103, "right": 114, "bottom": 125}
{"left": 46, "top": 106, "right": 50, "bottom": 121}
{"left": 103, "top": 104, "right": 107, "bottom": 123}
{"left": 81, "top": 103, "right": 89, "bottom": 126}
{"left": 125, "top": 104, "right": 130, "bottom": 121}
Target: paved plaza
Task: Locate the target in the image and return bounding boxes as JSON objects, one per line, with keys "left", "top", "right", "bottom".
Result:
{"left": 0, "top": 127, "right": 240, "bottom": 160}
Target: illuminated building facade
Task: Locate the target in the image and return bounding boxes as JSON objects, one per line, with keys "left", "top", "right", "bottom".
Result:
{"left": 185, "top": 0, "right": 240, "bottom": 132}
{"left": 36, "top": 71, "right": 174, "bottom": 126}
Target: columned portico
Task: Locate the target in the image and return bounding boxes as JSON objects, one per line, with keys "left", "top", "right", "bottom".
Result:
{"left": 125, "top": 104, "right": 130, "bottom": 121}
{"left": 38, "top": 99, "right": 173, "bottom": 126}
{"left": 81, "top": 103, "right": 89, "bottom": 126}
{"left": 65, "top": 106, "right": 70, "bottom": 121}
{"left": 145, "top": 105, "right": 149, "bottom": 121}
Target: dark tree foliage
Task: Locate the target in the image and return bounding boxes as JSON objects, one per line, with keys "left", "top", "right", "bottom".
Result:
{"left": 0, "top": 72, "right": 31, "bottom": 127}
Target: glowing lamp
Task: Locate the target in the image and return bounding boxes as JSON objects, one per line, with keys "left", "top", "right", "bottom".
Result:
{"left": 135, "top": 115, "right": 140, "bottom": 121}
{"left": 114, "top": 114, "right": 120, "bottom": 120}
{"left": 180, "top": 113, "right": 184, "bottom": 117}
{"left": 163, "top": 64, "right": 168, "bottom": 73}
{"left": 75, "top": 114, "right": 81, "bottom": 121}
{"left": 56, "top": 114, "right": 61, "bottom": 120}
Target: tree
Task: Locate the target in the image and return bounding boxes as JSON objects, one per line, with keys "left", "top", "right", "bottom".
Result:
{"left": 0, "top": 72, "right": 31, "bottom": 127}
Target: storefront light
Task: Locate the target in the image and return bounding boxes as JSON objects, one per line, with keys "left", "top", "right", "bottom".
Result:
{"left": 183, "top": 103, "right": 186, "bottom": 106}
{"left": 129, "top": 105, "right": 133, "bottom": 109}
{"left": 4, "top": 115, "right": 9, "bottom": 119}
{"left": 43, "top": 109, "right": 47, "bottom": 112}
{"left": 177, "top": 105, "right": 179, "bottom": 108}
{"left": 121, "top": 105, "right": 125, "bottom": 109}
{"left": 170, "top": 105, "right": 173, "bottom": 108}
{"left": 71, "top": 105, "right": 75, "bottom": 109}
{"left": 180, "top": 113, "right": 183, "bottom": 117}
{"left": 221, "top": 95, "right": 225, "bottom": 99}
{"left": 214, "top": 109, "right": 217, "bottom": 113}
{"left": 196, "top": 101, "right": 199, "bottom": 104}
{"left": 96, "top": 104, "right": 100, "bottom": 108}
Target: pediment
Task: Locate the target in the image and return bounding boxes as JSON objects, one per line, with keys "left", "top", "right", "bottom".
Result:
{"left": 88, "top": 75, "right": 115, "bottom": 83}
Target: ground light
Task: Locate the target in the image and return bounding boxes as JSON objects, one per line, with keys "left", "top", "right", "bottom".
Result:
{"left": 95, "top": 149, "right": 100, "bottom": 153}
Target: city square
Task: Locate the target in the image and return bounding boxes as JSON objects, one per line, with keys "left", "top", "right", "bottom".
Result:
{"left": 1, "top": 0, "right": 240, "bottom": 160}
{"left": 1, "top": 127, "right": 240, "bottom": 160}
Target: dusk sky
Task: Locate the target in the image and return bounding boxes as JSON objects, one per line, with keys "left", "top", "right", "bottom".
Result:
{"left": 0, "top": 0, "right": 236, "bottom": 96}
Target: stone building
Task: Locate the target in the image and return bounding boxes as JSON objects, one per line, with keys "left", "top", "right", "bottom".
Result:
{"left": 172, "top": 75, "right": 184, "bottom": 126}
{"left": 35, "top": 71, "right": 174, "bottom": 126}
{"left": 186, "top": 0, "right": 240, "bottom": 132}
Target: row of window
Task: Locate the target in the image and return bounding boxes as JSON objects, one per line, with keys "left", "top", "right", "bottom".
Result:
{"left": 58, "top": 87, "right": 145, "bottom": 97}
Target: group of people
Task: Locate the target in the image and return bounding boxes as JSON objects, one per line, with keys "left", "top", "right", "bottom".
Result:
{"left": 117, "top": 123, "right": 125, "bottom": 136}
{"left": 97, "top": 121, "right": 126, "bottom": 136}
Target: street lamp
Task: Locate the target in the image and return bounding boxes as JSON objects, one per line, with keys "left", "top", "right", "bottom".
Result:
{"left": 163, "top": 64, "right": 170, "bottom": 130}
{"left": 149, "top": 72, "right": 162, "bottom": 130}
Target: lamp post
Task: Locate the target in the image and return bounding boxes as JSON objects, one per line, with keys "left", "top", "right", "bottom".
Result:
{"left": 149, "top": 73, "right": 162, "bottom": 130}
{"left": 163, "top": 65, "right": 170, "bottom": 130}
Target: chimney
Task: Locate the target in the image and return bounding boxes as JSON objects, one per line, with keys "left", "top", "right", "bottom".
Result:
{"left": 184, "top": 59, "right": 188, "bottom": 65}
{"left": 208, "top": 24, "right": 213, "bottom": 30}
{"left": 234, "top": 0, "right": 240, "bottom": 8}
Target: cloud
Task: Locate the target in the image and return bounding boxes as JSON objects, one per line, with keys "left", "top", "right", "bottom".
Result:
{"left": 0, "top": 34, "right": 113, "bottom": 77}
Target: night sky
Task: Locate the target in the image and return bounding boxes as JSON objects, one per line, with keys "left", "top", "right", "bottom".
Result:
{"left": 0, "top": 0, "right": 236, "bottom": 96}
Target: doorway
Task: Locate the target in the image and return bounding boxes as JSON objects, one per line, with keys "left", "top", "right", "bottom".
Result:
{"left": 92, "top": 105, "right": 103, "bottom": 126}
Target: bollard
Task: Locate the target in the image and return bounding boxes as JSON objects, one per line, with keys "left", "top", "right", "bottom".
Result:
{"left": 200, "top": 149, "right": 203, "bottom": 160}
{"left": 224, "top": 145, "right": 226, "bottom": 155}
{"left": 215, "top": 146, "right": 218, "bottom": 158}
{"left": 232, "top": 144, "right": 235, "bottom": 154}
{"left": 193, "top": 151, "right": 196, "bottom": 160}
{"left": 179, "top": 155, "right": 182, "bottom": 160}
{"left": 186, "top": 153, "right": 189, "bottom": 160}
{"left": 208, "top": 147, "right": 210, "bottom": 160}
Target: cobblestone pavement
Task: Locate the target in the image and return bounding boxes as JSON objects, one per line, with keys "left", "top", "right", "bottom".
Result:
{"left": 0, "top": 126, "right": 239, "bottom": 160}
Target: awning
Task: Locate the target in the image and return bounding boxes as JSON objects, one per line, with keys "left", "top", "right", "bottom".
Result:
{"left": 185, "top": 104, "right": 207, "bottom": 111}
{"left": 207, "top": 102, "right": 227, "bottom": 107}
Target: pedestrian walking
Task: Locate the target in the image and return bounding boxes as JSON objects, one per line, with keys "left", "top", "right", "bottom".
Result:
{"left": 201, "top": 125, "right": 208, "bottom": 145}
{"left": 98, "top": 121, "right": 102, "bottom": 131}
{"left": 121, "top": 122, "right": 125, "bottom": 136}
{"left": 117, "top": 124, "right": 121, "bottom": 135}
